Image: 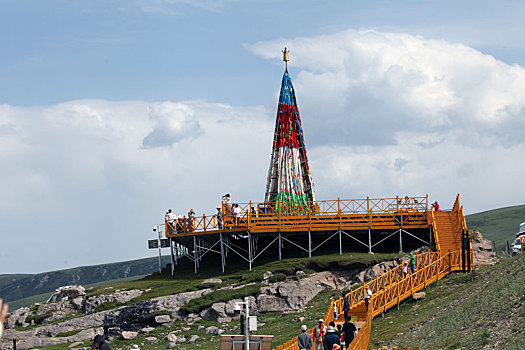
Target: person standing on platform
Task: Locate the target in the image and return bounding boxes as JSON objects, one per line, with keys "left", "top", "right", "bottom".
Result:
{"left": 342, "top": 316, "right": 357, "bottom": 349}
{"left": 222, "top": 194, "right": 232, "bottom": 214}
{"left": 298, "top": 325, "right": 313, "bottom": 350}
{"left": 432, "top": 201, "right": 440, "bottom": 211}
{"left": 402, "top": 262, "right": 408, "bottom": 278}
{"left": 233, "top": 204, "right": 242, "bottom": 225}
{"left": 216, "top": 207, "right": 223, "bottom": 230}
{"left": 313, "top": 319, "right": 326, "bottom": 350}
{"left": 165, "top": 209, "right": 176, "bottom": 234}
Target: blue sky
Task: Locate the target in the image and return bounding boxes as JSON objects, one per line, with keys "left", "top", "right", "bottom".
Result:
{"left": 1, "top": 0, "right": 525, "bottom": 273}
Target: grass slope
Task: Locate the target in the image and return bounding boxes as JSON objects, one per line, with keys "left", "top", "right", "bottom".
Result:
{"left": 466, "top": 204, "right": 525, "bottom": 254}
{"left": 370, "top": 255, "right": 525, "bottom": 349}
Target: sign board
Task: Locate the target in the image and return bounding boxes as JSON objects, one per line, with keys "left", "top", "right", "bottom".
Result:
{"left": 148, "top": 239, "right": 171, "bottom": 249}
{"left": 219, "top": 335, "right": 273, "bottom": 350}
{"left": 248, "top": 316, "right": 257, "bottom": 331}
{"left": 520, "top": 236, "right": 525, "bottom": 244}
{"left": 148, "top": 239, "right": 159, "bottom": 249}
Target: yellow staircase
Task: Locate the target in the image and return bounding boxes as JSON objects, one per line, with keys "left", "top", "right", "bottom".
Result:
{"left": 433, "top": 211, "right": 463, "bottom": 253}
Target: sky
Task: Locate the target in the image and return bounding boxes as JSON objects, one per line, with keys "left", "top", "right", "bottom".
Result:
{"left": 1, "top": 0, "right": 525, "bottom": 273}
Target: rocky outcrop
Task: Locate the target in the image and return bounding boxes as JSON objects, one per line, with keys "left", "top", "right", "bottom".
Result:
{"left": 83, "top": 289, "right": 144, "bottom": 313}
{"left": 470, "top": 230, "right": 498, "bottom": 265}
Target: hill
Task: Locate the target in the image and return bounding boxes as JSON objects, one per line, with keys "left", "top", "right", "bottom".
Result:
{"left": 466, "top": 204, "right": 525, "bottom": 254}
{"left": 0, "top": 256, "right": 171, "bottom": 306}
{"left": 370, "top": 254, "right": 525, "bottom": 349}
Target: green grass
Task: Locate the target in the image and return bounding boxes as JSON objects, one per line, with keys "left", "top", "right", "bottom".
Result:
{"left": 179, "top": 284, "right": 264, "bottom": 315}
{"left": 370, "top": 254, "right": 525, "bottom": 349}
{"left": 55, "top": 329, "right": 82, "bottom": 337}
{"left": 466, "top": 204, "right": 525, "bottom": 255}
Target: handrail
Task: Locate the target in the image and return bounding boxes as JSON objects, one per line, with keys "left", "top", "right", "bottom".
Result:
{"left": 164, "top": 196, "right": 430, "bottom": 237}
{"left": 273, "top": 250, "right": 467, "bottom": 350}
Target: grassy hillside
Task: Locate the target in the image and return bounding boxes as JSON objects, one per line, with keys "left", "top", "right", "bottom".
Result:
{"left": 0, "top": 256, "right": 171, "bottom": 304}
{"left": 466, "top": 204, "right": 525, "bottom": 254}
{"left": 370, "top": 255, "right": 525, "bottom": 349}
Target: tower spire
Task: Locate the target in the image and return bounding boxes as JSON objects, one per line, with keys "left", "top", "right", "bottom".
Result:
{"left": 264, "top": 59, "right": 316, "bottom": 212}
{"left": 282, "top": 47, "right": 290, "bottom": 73}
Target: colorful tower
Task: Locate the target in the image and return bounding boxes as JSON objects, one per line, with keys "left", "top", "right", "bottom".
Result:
{"left": 264, "top": 48, "right": 316, "bottom": 212}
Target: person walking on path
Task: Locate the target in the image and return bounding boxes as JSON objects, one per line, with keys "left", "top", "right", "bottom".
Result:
{"left": 402, "top": 262, "right": 408, "bottom": 278}
{"left": 313, "top": 319, "right": 326, "bottom": 350}
{"left": 298, "top": 325, "right": 313, "bottom": 350}
{"left": 342, "top": 292, "right": 349, "bottom": 320}
{"left": 409, "top": 252, "right": 416, "bottom": 274}
{"left": 342, "top": 316, "right": 357, "bottom": 349}
{"left": 364, "top": 287, "right": 372, "bottom": 310}
{"left": 322, "top": 326, "right": 341, "bottom": 350}
{"left": 0, "top": 299, "right": 8, "bottom": 338}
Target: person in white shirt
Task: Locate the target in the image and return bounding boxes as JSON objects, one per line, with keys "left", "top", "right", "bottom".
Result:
{"left": 232, "top": 204, "right": 242, "bottom": 225}
{"left": 165, "top": 209, "right": 176, "bottom": 234}
{"left": 364, "top": 287, "right": 373, "bottom": 310}
{"left": 0, "top": 298, "right": 8, "bottom": 338}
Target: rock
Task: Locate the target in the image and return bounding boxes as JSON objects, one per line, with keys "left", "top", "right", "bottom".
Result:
{"left": 217, "top": 316, "right": 232, "bottom": 323}
{"left": 260, "top": 285, "right": 278, "bottom": 295}
{"left": 5, "top": 307, "right": 31, "bottom": 329}
{"left": 178, "top": 336, "right": 187, "bottom": 343}
{"left": 211, "top": 302, "right": 227, "bottom": 318}
{"left": 121, "top": 331, "right": 138, "bottom": 340}
{"left": 413, "top": 292, "right": 426, "bottom": 300}
{"left": 188, "top": 334, "right": 199, "bottom": 343}
{"left": 155, "top": 314, "right": 171, "bottom": 324}
{"left": 182, "top": 327, "right": 190, "bottom": 331}
{"left": 84, "top": 289, "right": 144, "bottom": 314}
{"left": 202, "top": 278, "right": 222, "bottom": 284}
{"left": 256, "top": 295, "right": 288, "bottom": 313}
{"left": 71, "top": 296, "right": 84, "bottom": 310}
{"left": 224, "top": 299, "right": 243, "bottom": 316}
{"left": 200, "top": 308, "right": 217, "bottom": 321}
{"left": 145, "top": 336, "right": 158, "bottom": 343}
{"left": 69, "top": 341, "right": 83, "bottom": 348}
{"left": 263, "top": 271, "right": 273, "bottom": 280}
{"left": 205, "top": 326, "right": 221, "bottom": 335}
{"left": 197, "top": 325, "right": 205, "bottom": 331}
{"left": 167, "top": 332, "right": 179, "bottom": 342}
{"left": 47, "top": 285, "right": 86, "bottom": 303}
{"left": 141, "top": 326, "right": 155, "bottom": 333}
{"left": 168, "top": 342, "right": 177, "bottom": 349}
{"left": 296, "top": 270, "right": 307, "bottom": 279}
{"left": 130, "top": 345, "right": 140, "bottom": 349}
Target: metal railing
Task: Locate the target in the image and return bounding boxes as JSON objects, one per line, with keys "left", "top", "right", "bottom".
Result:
{"left": 165, "top": 196, "right": 430, "bottom": 237}
{"left": 273, "top": 249, "right": 470, "bottom": 350}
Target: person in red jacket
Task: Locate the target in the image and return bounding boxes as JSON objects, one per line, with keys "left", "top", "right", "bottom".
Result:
{"left": 313, "top": 319, "right": 326, "bottom": 350}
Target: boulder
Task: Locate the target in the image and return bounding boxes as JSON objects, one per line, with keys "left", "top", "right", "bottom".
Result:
{"left": 197, "top": 325, "right": 205, "bottom": 331}
{"left": 5, "top": 307, "right": 31, "bottom": 329}
{"left": 188, "top": 334, "right": 199, "bottom": 343}
{"left": 167, "top": 331, "right": 179, "bottom": 342}
{"left": 224, "top": 299, "right": 243, "bottom": 316}
{"left": 256, "top": 295, "right": 288, "bottom": 313}
{"left": 71, "top": 296, "right": 84, "bottom": 310}
{"left": 202, "top": 278, "right": 222, "bottom": 284}
{"left": 296, "top": 270, "right": 307, "bottom": 279}
{"left": 205, "top": 326, "right": 221, "bottom": 335}
{"left": 145, "top": 336, "right": 158, "bottom": 343}
{"left": 200, "top": 308, "right": 217, "bottom": 321}
{"left": 211, "top": 302, "right": 227, "bottom": 318}
{"left": 413, "top": 292, "right": 426, "bottom": 300}
{"left": 263, "top": 271, "right": 273, "bottom": 280}
{"left": 155, "top": 314, "right": 171, "bottom": 324}
{"left": 121, "top": 331, "right": 138, "bottom": 340}
{"left": 84, "top": 289, "right": 144, "bottom": 314}
{"left": 217, "top": 316, "right": 232, "bottom": 323}
{"left": 141, "top": 327, "right": 155, "bottom": 333}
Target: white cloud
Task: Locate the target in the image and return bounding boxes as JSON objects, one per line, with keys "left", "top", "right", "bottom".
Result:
{"left": 0, "top": 99, "right": 272, "bottom": 272}
{"left": 248, "top": 29, "right": 525, "bottom": 211}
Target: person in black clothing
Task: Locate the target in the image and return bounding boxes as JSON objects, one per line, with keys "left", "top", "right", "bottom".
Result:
{"left": 92, "top": 334, "right": 110, "bottom": 350}
{"left": 341, "top": 316, "right": 357, "bottom": 349}
{"left": 342, "top": 292, "right": 350, "bottom": 320}
{"left": 323, "top": 326, "right": 341, "bottom": 350}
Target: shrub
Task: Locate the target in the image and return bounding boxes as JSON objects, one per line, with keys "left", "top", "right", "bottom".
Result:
{"left": 268, "top": 273, "right": 286, "bottom": 283}
{"left": 56, "top": 329, "right": 82, "bottom": 337}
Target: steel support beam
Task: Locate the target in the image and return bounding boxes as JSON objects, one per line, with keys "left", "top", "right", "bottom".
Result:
{"left": 278, "top": 232, "right": 282, "bottom": 260}
{"left": 399, "top": 229, "right": 403, "bottom": 253}
{"left": 193, "top": 236, "right": 197, "bottom": 274}
{"left": 308, "top": 231, "right": 312, "bottom": 258}
{"left": 248, "top": 231, "right": 252, "bottom": 271}
{"left": 339, "top": 230, "right": 342, "bottom": 255}
{"left": 220, "top": 233, "right": 225, "bottom": 273}
{"left": 368, "top": 229, "right": 372, "bottom": 253}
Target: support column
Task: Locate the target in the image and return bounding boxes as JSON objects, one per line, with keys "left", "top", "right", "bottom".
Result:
{"left": 220, "top": 233, "right": 225, "bottom": 273}
{"left": 248, "top": 231, "right": 253, "bottom": 271}
{"left": 368, "top": 229, "right": 372, "bottom": 254}
{"left": 193, "top": 236, "right": 198, "bottom": 274}
{"left": 308, "top": 231, "right": 312, "bottom": 258}
{"left": 278, "top": 232, "right": 282, "bottom": 260}
{"left": 339, "top": 230, "right": 342, "bottom": 255}
{"left": 399, "top": 229, "right": 403, "bottom": 253}
{"left": 429, "top": 227, "right": 433, "bottom": 245}
{"left": 170, "top": 238, "right": 175, "bottom": 276}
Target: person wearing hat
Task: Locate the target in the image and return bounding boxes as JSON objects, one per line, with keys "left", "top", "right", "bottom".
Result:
{"left": 313, "top": 319, "right": 326, "bottom": 350}
{"left": 91, "top": 334, "right": 110, "bottom": 349}
{"left": 216, "top": 207, "right": 223, "bottom": 229}
{"left": 298, "top": 324, "right": 313, "bottom": 350}
{"left": 322, "top": 326, "right": 341, "bottom": 350}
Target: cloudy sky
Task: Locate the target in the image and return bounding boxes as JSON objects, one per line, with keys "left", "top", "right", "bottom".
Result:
{"left": 1, "top": 0, "right": 525, "bottom": 273}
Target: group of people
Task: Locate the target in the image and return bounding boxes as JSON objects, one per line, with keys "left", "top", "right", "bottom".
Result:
{"left": 298, "top": 317, "right": 358, "bottom": 350}
{"left": 165, "top": 208, "right": 197, "bottom": 233}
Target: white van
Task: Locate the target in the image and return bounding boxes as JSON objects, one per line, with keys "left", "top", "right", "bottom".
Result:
{"left": 511, "top": 222, "right": 525, "bottom": 256}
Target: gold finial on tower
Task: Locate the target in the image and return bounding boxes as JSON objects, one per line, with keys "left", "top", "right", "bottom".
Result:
{"left": 282, "top": 47, "right": 290, "bottom": 72}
